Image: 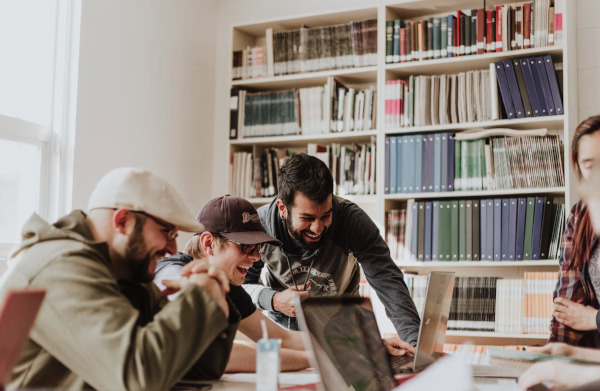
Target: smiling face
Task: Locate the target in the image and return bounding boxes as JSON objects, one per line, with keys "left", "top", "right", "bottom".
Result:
{"left": 278, "top": 192, "right": 333, "bottom": 251}
{"left": 123, "top": 212, "right": 177, "bottom": 283}
{"left": 201, "top": 232, "right": 261, "bottom": 286}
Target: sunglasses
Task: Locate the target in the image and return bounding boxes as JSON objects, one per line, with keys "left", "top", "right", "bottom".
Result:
{"left": 213, "top": 233, "right": 266, "bottom": 255}
{"left": 132, "top": 211, "right": 178, "bottom": 241}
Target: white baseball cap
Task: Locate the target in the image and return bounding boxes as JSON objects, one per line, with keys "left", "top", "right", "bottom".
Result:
{"left": 88, "top": 167, "right": 204, "bottom": 233}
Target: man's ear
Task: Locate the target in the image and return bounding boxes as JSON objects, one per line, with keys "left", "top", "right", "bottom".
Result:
{"left": 112, "top": 209, "right": 133, "bottom": 235}
{"left": 199, "top": 232, "right": 214, "bottom": 255}
{"left": 276, "top": 199, "right": 287, "bottom": 220}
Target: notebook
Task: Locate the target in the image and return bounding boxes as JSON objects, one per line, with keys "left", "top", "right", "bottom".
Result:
{"left": 0, "top": 289, "right": 46, "bottom": 387}
{"left": 294, "top": 271, "right": 455, "bottom": 391}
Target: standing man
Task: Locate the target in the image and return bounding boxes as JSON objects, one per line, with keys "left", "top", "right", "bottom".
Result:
{"left": 0, "top": 167, "right": 236, "bottom": 390}
{"left": 243, "top": 153, "right": 421, "bottom": 347}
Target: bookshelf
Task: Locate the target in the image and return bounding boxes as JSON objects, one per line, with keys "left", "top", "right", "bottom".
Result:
{"left": 224, "top": 0, "right": 577, "bottom": 346}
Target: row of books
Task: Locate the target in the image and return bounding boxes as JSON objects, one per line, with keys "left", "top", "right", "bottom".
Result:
{"left": 406, "top": 272, "right": 557, "bottom": 334}
{"left": 229, "top": 142, "right": 376, "bottom": 198}
{"left": 385, "top": 1, "right": 563, "bottom": 64}
{"left": 386, "top": 196, "right": 565, "bottom": 262}
{"left": 384, "top": 70, "right": 493, "bottom": 129}
{"left": 384, "top": 132, "right": 564, "bottom": 194}
{"left": 494, "top": 55, "right": 563, "bottom": 119}
{"left": 229, "top": 80, "right": 377, "bottom": 139}
{"left": 232, "top": 19, "right": 377, "bottom": 80}
{"left": 232, "top": 46, "right": 266, "bottom": 80}
{"left": 384, "top": 55, "right": 562, "bottom": 129}
{"left": 496, "top": 274, "right": 557, "bottom": 334}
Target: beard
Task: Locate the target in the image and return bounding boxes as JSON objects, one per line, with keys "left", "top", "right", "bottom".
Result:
{"left": 285, "top": 214, "right": 327, "bottom": 252}
{"left": 124, "top": 217, "right": 157, "bottom": 283}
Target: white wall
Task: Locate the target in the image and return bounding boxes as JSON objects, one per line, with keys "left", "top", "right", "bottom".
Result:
{"left": 73, "top": 0, "right": 217, "bottom": 245}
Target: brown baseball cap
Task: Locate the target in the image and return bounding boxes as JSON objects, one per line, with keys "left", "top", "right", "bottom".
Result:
{"left": 197, "top": 195, "right": 281, "bottom": 246}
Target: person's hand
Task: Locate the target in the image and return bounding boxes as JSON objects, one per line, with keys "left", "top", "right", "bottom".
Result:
{"left": 518, "top": 361, "right": 600, "bottom": 390}
{"left": 527, "top": 343, "right": 574, "bottom": 357}
{"left": 272, "top": 283, "right": 311, "bottom": 317}
{"left": 382, "top": 336, "right": 415, "bottom": 356}
{"left": 553, "top": 297, "right": 598, "bottom": 331}
{"left": 180, "top": 258, "right": 230, "bottom": 293}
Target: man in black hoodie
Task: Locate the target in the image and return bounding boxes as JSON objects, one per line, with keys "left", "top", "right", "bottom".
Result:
{"left": 243, "top": 153, "right": 421, "bottom": 350}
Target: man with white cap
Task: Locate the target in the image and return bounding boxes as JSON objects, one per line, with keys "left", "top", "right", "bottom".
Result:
{"left": 0, "top": 167, "right": 236, "bottom": 390}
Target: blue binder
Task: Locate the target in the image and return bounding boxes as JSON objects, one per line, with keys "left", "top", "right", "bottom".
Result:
{"left": 494, "top": 61, "right": 516, "bottom": 119}
{"left": 507, "top": 198, "right": 518, "bottom": 260}
{"left": 434, "top": 133, "right": 442, "bottom": 192}
{"left": 543, "top": 55, "right": 564, "bottom": 115}
{"left": 535, "top": 56, "right": 558, "bottom": 115}
{"left": 480, "top": 198, "right": 488, "bottom": 261}
{"left": 384, "top": 136, "right": 391, "bottom": 194}
{"left": 414, "top": 135, "right": 423, "bottom": 193}
{"left": 520, "top": 57, "right": 543, "bottom": 117}
{"left": 515, "top": 197, "right": 527, "bottom": 260}
{"left": 493, "top": 198, "right": 502, "bottom": 261}
{"left": 389, "top": 136, "right": 398, "bottom": 193}
{"left": 501, "top": 198, "right": 510, "bottom": 260}
{"left": 528, "top": 57, "right": 549, "bottom": 116}
{"left": 531, "top": 196, "right": 546, "bottom": 260}
{"left": 502, "top": 60, "right": 526, "bottom": 118}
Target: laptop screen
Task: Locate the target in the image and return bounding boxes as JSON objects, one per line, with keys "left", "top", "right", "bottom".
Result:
{"left": 297, "top": 296, "right": 397, "bottom": 391}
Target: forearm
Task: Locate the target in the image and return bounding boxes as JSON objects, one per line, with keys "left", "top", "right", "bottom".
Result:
{"left": 225, "top": 340, "right": 310, "bottom": 373}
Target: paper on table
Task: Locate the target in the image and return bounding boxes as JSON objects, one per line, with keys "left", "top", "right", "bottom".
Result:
{"left": 394, "top": 352, "right": 473, "bottom": 391}
{"left": 220, "top": 372, "right": 320, "bottom": 386}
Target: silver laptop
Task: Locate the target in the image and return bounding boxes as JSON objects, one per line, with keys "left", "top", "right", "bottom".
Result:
{"left": 295, "top": 271, "right": 455, "bottom": 391}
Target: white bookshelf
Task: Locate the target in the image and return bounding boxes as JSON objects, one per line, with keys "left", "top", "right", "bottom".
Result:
{"left": 225, "top": 0, "right": 577, "bottom": 346}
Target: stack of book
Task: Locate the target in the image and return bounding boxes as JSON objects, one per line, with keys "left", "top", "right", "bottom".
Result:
{"left": 385, "top": 0, "right": 564, "bottom": 64}
{"left": 230, "top": 78, "right": 376, "bottom": 139}
{"left": 386, "top": 196, "right": 565, "bottom": 262}
{"left": 384, "top": 132, "right": 564, "bottom": 194}
{"left": 230, "top": 141, "right": 376, "bottom": 199}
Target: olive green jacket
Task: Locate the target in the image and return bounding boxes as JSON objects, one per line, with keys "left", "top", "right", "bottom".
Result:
{"left": 0, "top": 211, "right": 239, "bottom": 390}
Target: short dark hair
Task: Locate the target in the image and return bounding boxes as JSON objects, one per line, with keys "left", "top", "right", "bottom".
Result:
{"left": 278, "top": 153, "right": 333, "bottom": 207}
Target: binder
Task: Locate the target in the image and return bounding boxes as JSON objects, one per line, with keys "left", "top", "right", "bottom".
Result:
{"left": 494, "top": 61, "right": 516, "bottom": 119}
{"left": 411, "top": 201, "right": 419, "bottom": 261}
{"left": 417, "top": 202, "right": 426, "bottom": 261}
{"left": 486, "top": 199, "right": 494, "bottom": 261}
{"left": 459, "top": 200, "right": 466, "bottom": 261}
{"left": 507, "top": 198, "right": 518, "bottom": 260}
{"left": 493, "top": 198, "right": 502, "bottom": 261}
{"left": 384, "top": 136, "right": 391, "bottom": 193}
{"left": 441, "top": 133, "right": 448, "bottom": 191}
{"left": 465, "top": 199, "right": 473, "bottom": 261}
{"left": 511, "top": 59, "right": 533, "bottom": 117}
{"left": 447, "top": 133, "right": 455, "bottom": 191}
{"left": 501, "top": 198, "right": 510, "bottom": 260}
{"left": 543, "top": 55, "right": 564, "bottom": 115}
{"left": 502, "top": 60, "right": 525, "bottom": 118}
{"left": 432, "top": 201, "right": 440, "bottom": 261}
{"left": 450, "top": 200, "right": 459, "bottom": 260}
{"left": 539, "top": 197, "right": 556, "bottom": 259}
{"left": 434, "top": 133, "right": 442, "bottom": 192}
{"left": 520, "top": 57, "right": 542, "bottom": 117}
{"left": 480, "top": 199, "right": 488, "bottom": 261}
{"left": 414, "top": 134, "right": 423, "bottom": 193}
{"left": 531, "top": 196, "right": 546, "bottom": 260}
{"left": 389, "top": 136, "right": 398, "bottom": 193}
{"left": 535, "top": 56, "right": 558, "bottom": 115}
{"left": 424, "top": 201, "right": 433, "bottom": 261}
{"left": 523, "top": 197, "right": 535, "bottom": 260}
{"left": 473, "top": 199, "right": 480, "bottom": 260}
{"left": 528, "top": 57, "right": 549, "bottom": 116}
{"left": 515, "top": 197, "right": 527, "bottom": 260}
{"left": 438, "top": 201, "right": 452, "bottom": 260}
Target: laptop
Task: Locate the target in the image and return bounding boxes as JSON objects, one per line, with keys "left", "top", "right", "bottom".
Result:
{"left": 0, "top": 289, "right": 46, "bottom": 388}
{"left": 295, "top": 271, "right": 455, "bottom": 391}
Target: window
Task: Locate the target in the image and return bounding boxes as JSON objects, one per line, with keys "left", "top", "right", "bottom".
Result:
{"left": 0, "top": 0, "right": 81, "bottom": 261}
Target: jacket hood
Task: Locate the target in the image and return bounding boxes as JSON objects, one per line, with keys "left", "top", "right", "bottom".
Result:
{"left": 10, "top": 210, "right": 99, "bottom": 259}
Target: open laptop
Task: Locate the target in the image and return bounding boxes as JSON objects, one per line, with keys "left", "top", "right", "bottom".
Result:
{"left": 295, "top": 271, "right": 455, "bottom": 391}
{"left": 0, "top": 289, "right": 46, "bottom": 388}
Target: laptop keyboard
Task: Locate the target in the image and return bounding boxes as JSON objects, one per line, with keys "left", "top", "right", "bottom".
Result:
{"left": 389, "top": 354, "right": 414, "bottom": 371}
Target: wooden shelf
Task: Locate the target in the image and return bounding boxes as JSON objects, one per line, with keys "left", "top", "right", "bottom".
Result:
{"left": 231, "top": 66, "right": 377, "bottom": 90}
{"left": 384, "top": 115, "right": 565, "bottom": 135}
{"left": 396, "top": 260, "right": 558, "bottom": 268}
{"left": 385, "top": 46, "right": 563, "bottom": 77}
{"left": 384, "top": 187, "right": 566, "bottom": 201}
{"left": 248, "top": 194, "right": 378, "bottom": 205}
{"left": 230, "top": 130, "right": 377, "bottom": 147}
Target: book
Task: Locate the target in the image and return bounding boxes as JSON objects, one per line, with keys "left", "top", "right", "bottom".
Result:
{"left": 494, "top": 61, "right": 516, "bottom": 119}
{"left": 511, "top": 58, "right": 533, "bottom": 117}
{"left": 543, "top": 55, "right": 564, "bottom": 115}
{"left": 502, "top": 60, "right": 525, "bottom": 118}
{"left": 534, "top": 56, "right": 558, "bottom": 116}
{"left": 520, "top": 57, "right": 543, "bottom": 117}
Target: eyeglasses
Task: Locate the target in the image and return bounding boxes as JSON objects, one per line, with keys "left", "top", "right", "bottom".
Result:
{"left": 213, "top": 233, "right": 266, "bottom": 255}
{"left": 132, "top": 211, "right": 178, "bottom": 241}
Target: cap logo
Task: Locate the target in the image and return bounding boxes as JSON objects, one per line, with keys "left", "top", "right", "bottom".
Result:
{"left": 241, "top": 212, "right": 260, "bottom": 224}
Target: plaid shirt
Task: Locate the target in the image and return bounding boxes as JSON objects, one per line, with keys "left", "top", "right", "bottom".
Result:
{"left": 549, "top": 200, "right": 600, "bottom": 347}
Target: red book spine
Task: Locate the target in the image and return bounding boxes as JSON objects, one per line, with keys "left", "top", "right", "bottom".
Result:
{"left": 485, "top": 10, "right": 493, "bottom": 53}
{"left": 523, "top": 3, "right": 531, "bottom": 49}
{"left": 477, "top": 8, "right": 485, "bottom": 54}
{"left": 495, "top": 5, "right": 503, "bottom": 52}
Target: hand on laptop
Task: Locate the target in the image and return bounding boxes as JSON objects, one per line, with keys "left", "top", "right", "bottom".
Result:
{"left": 527, "top": 343, "right": 574, "bottom": 357}
{"left": 382, "top": 336, "right": 415, "bottom": 356}
{"left": 273, "top": 283, "right": 311, "bottom": 317}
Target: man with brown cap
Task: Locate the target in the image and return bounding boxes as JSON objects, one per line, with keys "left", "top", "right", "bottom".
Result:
{"left": 0, "top": 167, "right": 236, "bottom": 390}
{"left": 155, "top": 195, "right": 310, "bottom": 373}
